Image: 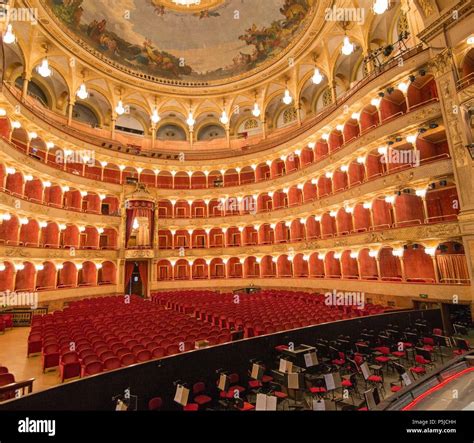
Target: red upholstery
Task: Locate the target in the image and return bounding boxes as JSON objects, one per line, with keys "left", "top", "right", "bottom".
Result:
{"left": 59, "top": 351, "right": 81, "bottom": 382}
{"left": 148, "top": 397, "right": 163, "bottom": 410}
{"left": 83, "top": 361, "right": 103, "bottom": 376}
{"left": 367, "top": 375, "right": 382, "bottom": 383}
{"left": 42, "top": 344, "right": 60, "bottom": 372}
{"left": 103, "top": 357, "right": 121, "bottom": 371}
{"left": 183, "top": 403, "right": 199, "bottom": 411}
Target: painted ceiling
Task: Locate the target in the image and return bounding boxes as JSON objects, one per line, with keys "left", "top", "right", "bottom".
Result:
{"left": 46, "top": 0, "right": 315, "bottom": 82}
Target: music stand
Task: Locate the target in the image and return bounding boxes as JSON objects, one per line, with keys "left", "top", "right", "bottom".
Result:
{"left": 174, "top": 383, "right": 190, "bottom": 407}
{"left": 255, "top": 393, "right": 277, "bottom": 411}
{"left": 364, "top": 387, "right": 381, "bottom": 410}
{"left": 218, "top": 373, "right": 230, "bottom": 392}
{"left": 284, "top": 371, "right": 305, "bottom": 410}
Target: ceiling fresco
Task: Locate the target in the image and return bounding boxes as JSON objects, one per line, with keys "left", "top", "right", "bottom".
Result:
{"left": 45, "top": 0, "right": 316, "bottom": 82}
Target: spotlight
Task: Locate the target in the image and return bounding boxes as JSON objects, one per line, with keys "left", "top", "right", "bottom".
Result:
{"left": 409, "top": 75, "right": 416, "bottom": 82}
{"left": 419, "top": 69, "right": 426, "bottom": 76}
{"left": 386, "top": 87, "right": 394, "bottom": 94}
{"left": 378, "top": 91, "right": 385, "bottom": 97}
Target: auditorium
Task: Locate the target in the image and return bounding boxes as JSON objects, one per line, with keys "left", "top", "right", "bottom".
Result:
{"left": 0, "top": 0, "right": 473, "bottom": 439}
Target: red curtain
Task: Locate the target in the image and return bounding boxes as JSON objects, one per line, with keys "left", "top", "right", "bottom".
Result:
{"left": 124, "top": 261, "right": 134, "bottom": 291}
{"left": 125, "top": 208, "right": 135, "bottom": 245}
{"left": 138, "top": 261, "right": 148, "bottom": 295}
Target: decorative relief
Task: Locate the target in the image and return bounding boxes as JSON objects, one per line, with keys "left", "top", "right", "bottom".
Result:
{"left": 429, "top": 49, "right": 453, "bottom": 78}
{"left": 125, "top": 249, "right": 155, "bottom": 259}
{"left": 4, "top": 248, "right": 30, "bottom": 257}
{"left": 417, "top": 0, "right": 434, "bottom": 17}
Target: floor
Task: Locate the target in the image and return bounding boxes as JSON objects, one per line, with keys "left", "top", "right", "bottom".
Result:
{"left": 0, "top": 327, "right": 63, "bottom": 393}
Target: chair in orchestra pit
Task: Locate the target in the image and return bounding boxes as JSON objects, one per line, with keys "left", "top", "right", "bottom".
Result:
{"left": 148, "top": 397, "right": 163, "bottom": 411}
{"left": 192, "top": 382, "right": 213, "bottom": 409}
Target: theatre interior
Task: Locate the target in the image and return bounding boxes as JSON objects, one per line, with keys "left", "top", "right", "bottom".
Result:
{"left": 0, "top": 0, "right": 473, "bottom": 413}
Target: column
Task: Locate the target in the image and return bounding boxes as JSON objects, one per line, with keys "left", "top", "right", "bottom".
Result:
{"left": 355, "top": 256, "right": 361, "bottom": 280}
{"left": 151, "top": 126, "right": 157, "bottom": 149}
{"left": 399, "top": 256, "right": 406, "bottom": 282}
{"left": 111, "top": 117, "right": 117, "bottom": 140}
{"left": 375, "top": 257, "right": 381, "bottom": 280}
{"left": 21, "top": 75, "right": 30, "bottom": 100}
{"left": 67, "top": 100, "right": 75, "bottom": 125}
{"left": 431, "top": 255, "right": 440, "bottom": 283}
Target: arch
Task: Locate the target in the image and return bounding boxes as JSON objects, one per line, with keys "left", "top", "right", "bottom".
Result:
{"left": 36, "top": 261, "right": 57, "bottom": 291}
{"left": 15, "top": 261, "right": 35, "bottom": 291}
{"left": 0, "top": 261, "right": 15, "bottom": 292}
{"left": 58, "top": 262, "right": 77, "bottom": 288}
{"left": 79, "top": 261, "right": 97, "bottom": 286}
{"left": 99, "top": 261, "right": 116, "bottom": 285}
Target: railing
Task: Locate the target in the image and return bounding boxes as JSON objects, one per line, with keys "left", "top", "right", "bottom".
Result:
{"left": 0, "top": 378, "right": 34, "bottom": 401}
{"left": 1, "top": 46, "right": 427, "bottom": 161}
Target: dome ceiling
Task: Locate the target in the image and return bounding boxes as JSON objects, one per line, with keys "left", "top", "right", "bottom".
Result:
{"left": 45, "top": 0, "right": 315, "bottom": 83}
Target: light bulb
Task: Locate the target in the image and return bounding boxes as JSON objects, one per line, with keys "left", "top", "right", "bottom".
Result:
{"left": 312, "top": 68, "right": 323, "bottom": 84}
{"left": 397, "top": 82, "right": 408, "bottom": 93}
{"left": 406, "top": 134, "right": 418, "bottom": 144}
{"left": 425, "top": 247, "right": 436, "bottom": 256}
{"left": 115, "top": 100, "right": 125, "bottom": 115}
{"left": 76, "top": 83, "right": 89, "bottom": 100}
{"left": 373, "top": 0, "right": 389, "bottom": 15}
{"left": 252, "top": 102, "right": 261, "bottom": 117}
{"left": 371, "top": 98, "right": 381, "bottom": 107}
{"left": 11, "top": 121, "right": 21, "bottom": 129}
{"left": 282, "top": 89, "right": 293, "bottom": 105}
{"left": 36, "top": 58, "right": 52, "bottom": 78}
{"left": 467, "top": 35, "right": 474, "bottom": 45}
{"left": 151, "top": 108, "right": 160, "bottom": 124}
{"left": 3, "top": 24, "right": 15, "bottom": 44}
{"left": 186, "top": 111, "right": 195, "bottom": 127}
{"left": 220, "top": 110, "right": 229, "bottom": 125}
{"left": 321, "top": 133, "right": 329, "bottom": 141}
{"left": 0, "top": 108, "right": 6, "bottom": 116}
{"left": 341, "top": 36, "right": 354, "bottom": 56}
{"left": 392, "top": 249, "right": 404, "bottom": 257}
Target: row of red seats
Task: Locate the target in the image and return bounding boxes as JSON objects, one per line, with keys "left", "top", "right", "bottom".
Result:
{"left": 0, "top": 314, "right": 13, "bottom": 334}
{"left": 0, "top": 365, "right": 16, "bottom": 401}
{"left": 152, "top": 290, "right": 388, "bottom": 338}
{"left": 27, "top": 295, "right": 227, "bottom": 382}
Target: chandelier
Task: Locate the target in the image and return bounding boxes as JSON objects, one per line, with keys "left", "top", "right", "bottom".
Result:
{"left": 172, "top": 0, "right": 201, "bottom": 6}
